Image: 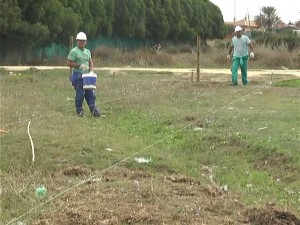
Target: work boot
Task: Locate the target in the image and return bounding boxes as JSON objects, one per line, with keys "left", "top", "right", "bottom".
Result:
{"left": 76, "top": 110, "right": 84, "bottom": 117}
{"left": 91, "top": 107, "right": 101, "bottom": 118}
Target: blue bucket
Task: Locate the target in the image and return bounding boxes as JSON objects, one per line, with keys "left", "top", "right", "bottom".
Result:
{"left": 82, "top": 72, "right": 97, "bottom": 90}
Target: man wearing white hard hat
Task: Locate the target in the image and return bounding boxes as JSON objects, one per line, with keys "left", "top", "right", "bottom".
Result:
{"left": 227, "top": 26, "right": 254, "bottom": 85}
{"left": 67, "top": 32, "right": 101, "bottom": 117}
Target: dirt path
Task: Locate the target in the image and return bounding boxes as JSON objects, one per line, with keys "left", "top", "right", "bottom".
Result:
{"left": 1, "top": 66, "right": 300, "bottom": 77}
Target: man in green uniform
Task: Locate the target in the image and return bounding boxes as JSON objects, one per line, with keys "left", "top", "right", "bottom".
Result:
{"left": 227, "top": 26, "right": 254, "bottom": 85}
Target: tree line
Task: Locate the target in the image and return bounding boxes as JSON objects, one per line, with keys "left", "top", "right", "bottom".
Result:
{"left": 0, "top": 0, "right": 226, "bottom": 49}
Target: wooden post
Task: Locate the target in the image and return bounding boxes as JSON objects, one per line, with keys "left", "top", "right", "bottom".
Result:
{"left": 197, "top": 35, "right": 200, "bottom": 82}
{"left": 69, "top": 36, "right": 74, "bottom": 76}
{"left": 69, "top": 35, "right": 74, "bottom": 51}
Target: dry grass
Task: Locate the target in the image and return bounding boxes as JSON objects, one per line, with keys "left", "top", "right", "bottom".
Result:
{"left": 91, "top": 42, "right": 300, "bottom": 70}
{"left": 27, "top": 167, "right": 300, "bottom": 225}
{"left": 1, "top": 69, "right": 299, "bottom": 225}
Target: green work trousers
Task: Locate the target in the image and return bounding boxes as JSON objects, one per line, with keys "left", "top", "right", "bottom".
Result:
{"left": 231, "top": 55, "right": 249, "bottom": 85}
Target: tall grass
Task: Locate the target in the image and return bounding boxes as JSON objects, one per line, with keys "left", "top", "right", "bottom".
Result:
{"left": 91, "top": 42, "right": 300, "bottom": 69}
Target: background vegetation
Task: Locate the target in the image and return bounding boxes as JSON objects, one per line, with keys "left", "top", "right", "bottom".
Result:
{"left": 89, "top": 39, "right": 300, "bottom": 70}
{"left": 0, "top": 0, "right": 225, "bottom": 48}
{"left": 1, "top": 0, "right": 299, "bottom": 66}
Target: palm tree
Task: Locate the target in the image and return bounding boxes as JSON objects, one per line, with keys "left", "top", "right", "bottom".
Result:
{"left": 255, "top": 6, "right": 281, "bottom": 32}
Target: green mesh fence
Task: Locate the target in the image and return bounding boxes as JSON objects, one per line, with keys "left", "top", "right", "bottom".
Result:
{"left": 37, "top": 36, "right": 153, "bottom": 60}
{"left": 86, "top": 36, "right": 152, "bottom": 51}
{"left": 1, "top": 36, "right": 153, "bottom": 64}
{"left": 44, "top": 43, "right": 69, "bottom": 59}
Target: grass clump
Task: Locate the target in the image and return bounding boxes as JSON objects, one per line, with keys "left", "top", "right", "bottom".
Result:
{"left": 275, "top": 79, "right": 300, "bottom": 87}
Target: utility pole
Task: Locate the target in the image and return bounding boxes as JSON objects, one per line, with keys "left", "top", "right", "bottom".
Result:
{"left": 234, "top": 0, "right": 236, "bottom": 26}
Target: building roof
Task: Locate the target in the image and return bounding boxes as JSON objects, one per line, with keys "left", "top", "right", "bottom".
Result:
{"left": 225, "top": 18, "right": 259, "bottom": 29}
{"left": 282, "top": 24, "right": 299, "bottom": 29}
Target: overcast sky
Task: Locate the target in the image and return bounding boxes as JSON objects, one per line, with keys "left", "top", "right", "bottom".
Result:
{"left": 210, "top": 0, "right": 300, "bottom": 24}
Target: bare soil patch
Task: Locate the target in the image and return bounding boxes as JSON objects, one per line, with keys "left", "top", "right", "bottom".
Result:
{"left": 30, "top": 167, "right": 300, "bottom": 225}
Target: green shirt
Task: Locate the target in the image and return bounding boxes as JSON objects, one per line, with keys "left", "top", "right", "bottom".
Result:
{"left": 67, "top": 47, "right": 91, "bottom": 73}
{"left": 231, "top": 35, "right": 251, "bottom": 57}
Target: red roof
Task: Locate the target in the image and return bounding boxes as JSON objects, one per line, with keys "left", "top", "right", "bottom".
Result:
{"left": 225, "top": 18, "right": 259, "bottom": 29}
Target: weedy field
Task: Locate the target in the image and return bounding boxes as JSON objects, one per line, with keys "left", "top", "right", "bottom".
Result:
{"left": 0, "top": 68, "right": 299, "bottom": 225}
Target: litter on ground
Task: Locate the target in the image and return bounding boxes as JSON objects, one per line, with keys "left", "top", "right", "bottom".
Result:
{"left": 134, "top": 157, "right": 151, "bottom": 164}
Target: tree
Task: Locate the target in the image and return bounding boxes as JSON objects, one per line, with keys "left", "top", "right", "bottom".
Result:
{"left": 89, "top": 0, "right": 107, "bottom": 35}
{"left": 58, "top": 7, "right": 79, "bottom": 44}
{"left": 101, "top": 0, "right": 114, "bottom": 36}
{"left": 77, "top": 0, "right": 94, "bottom": 37}
{"left": 207, "top": 1, "right": 226, "bottom": 40}
{"left": 163, "top": 0, "right": 180, "bottom": 41}
{"left": 190, "top": 0, "right": 205, "bottom": 35}
{"left": 5, "top": 0, "right": 50, "bottom": 47}
{"left": 113, "top": 0, "right": 130, "bottom": 37}
{"left": 41, "top": 0, "right": 66, "bottom": 42}
{"left": 0, "top": 0, "right": 21, "bottom": 35}
{"left": 1, "top": 0, "right": 229, "bottom": 56}
{"left": 15, "top": 21, "right": 50, "bottom": 47}
{"left": 125, "top": 0, "right": 146, "bottom": 38}
{"left": 255, "top": 6, "right": 281, "bottom": 32}
{"left": 145, "top": 0, "right": 169, "bottom": 41}
{"left": 178, "top": 0, "right": 196, "bottom": 42}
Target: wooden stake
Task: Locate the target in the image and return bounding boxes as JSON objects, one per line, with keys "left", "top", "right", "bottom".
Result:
{"left": 69, "top": 36, "right": 74, "bottom": 76}
{"left": 197, "top": 35, "right": 200, "bottom": 82}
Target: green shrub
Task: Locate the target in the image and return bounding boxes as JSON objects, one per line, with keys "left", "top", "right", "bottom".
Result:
{"left": 252, "top": 31, "right": 299, "bottom": 51}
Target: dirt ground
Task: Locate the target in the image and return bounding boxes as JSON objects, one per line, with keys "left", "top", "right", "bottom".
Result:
{"left": 2, "top": 66, "right": 299, "bottom": 87}
{"left": 29, "top": 166, "right": 300, "bottom": 225}
{"left": 2, "top": 66, "right": 299, "bottom": 88}
{"left": 1, "top": 66, "right": 300, "bottom": 78}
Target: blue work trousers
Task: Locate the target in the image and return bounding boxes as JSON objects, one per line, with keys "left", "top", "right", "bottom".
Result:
{"left": 71, "top": 72, "right": 96, "bottom": 113}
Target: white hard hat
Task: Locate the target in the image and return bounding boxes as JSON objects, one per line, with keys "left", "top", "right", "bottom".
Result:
{"left": 235, "top": 26, "right": 243, "bottom": 32}
{"left": 76, "top": 32, "right": 87, "bottom": 40}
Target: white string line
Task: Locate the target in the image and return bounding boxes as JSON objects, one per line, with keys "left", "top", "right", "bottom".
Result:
{"left": 1, "top": 78, "right": 188, "bottom": 129}
{"left": 5, "top": 81, "right": 269, "bottom": 225}
{"left": 27, "top": 121, "right": 35, "bottom": 163}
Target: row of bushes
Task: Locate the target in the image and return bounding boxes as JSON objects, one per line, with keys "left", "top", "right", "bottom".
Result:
{"left": 251, "top": 31, "right": 300, "bottom": 51}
